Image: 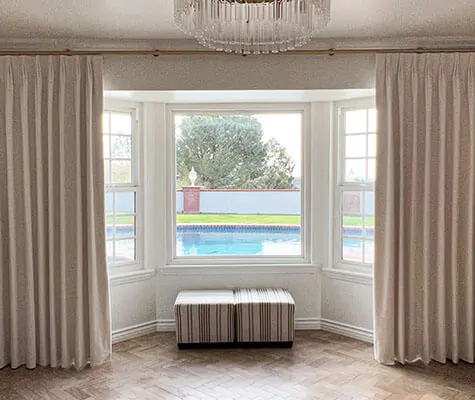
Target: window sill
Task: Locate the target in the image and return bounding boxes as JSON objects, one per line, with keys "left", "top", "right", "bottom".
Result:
{"left": 158, "top": 263, "right": 321, "bottom": 276}
{"left": 109, "top": 268, "right": 157, "bottom": 287}
{"left": 322, "top": 267, "right": 373, "bottom": 285}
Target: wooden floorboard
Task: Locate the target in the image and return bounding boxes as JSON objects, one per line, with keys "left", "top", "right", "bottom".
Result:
{"left": 1, "top": 331, "right": 474, "bottom": 399}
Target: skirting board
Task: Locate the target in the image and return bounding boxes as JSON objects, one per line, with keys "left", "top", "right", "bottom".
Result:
{"left": 320, "top": 318, "right": 374, "bottom": 343}
{"left": 112, "top": 320, "right": 160, "bottom": 344}
{"left": 112, "top": 318, "right": 373, "bottom": 344}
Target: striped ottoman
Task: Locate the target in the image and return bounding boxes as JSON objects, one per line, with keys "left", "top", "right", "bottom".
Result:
{"left": 235, "top": 288, "right": 295, "bottom": 347}
{"left": 174, "top": 290, "right": 235, "bottom": 348}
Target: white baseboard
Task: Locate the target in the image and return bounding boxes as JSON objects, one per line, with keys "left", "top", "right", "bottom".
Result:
{"left": 156, "top": 319, "right": 175, "bottom": 332}
{"left": 295, "top": 318, "right": 321, "bottom": 330}
{"left": 112, "top": 318, "right": 373, "bottom": 344}
{"left": 320, "top": 318, "right": 374, "bottom": 343}
{"left": 112, "top": 320, "right": 159, "bottom": 344}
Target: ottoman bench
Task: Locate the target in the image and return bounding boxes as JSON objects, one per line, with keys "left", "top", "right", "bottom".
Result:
{"left": 174, "top": 288, "right": 295, "bottom": 349}
{"left": 235, "top": 288, "right": 295, "bottom": 348}
{"left": 174, "top": 290, "right": 235, "bottom": 349}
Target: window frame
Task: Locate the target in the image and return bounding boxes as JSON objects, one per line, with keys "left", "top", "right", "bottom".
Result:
{"left": 333, "top": 97, "right": 376, "bottom": 272}
{"left": 165, "top": 103, "right": 312, "bottom": 266}
{"left": 103, "top": 103, "right": 143, "bottom": 271}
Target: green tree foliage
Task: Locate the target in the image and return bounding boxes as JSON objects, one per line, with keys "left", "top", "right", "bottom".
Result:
{"left": 176, "top": 115, "right": 296, "bottom": 189}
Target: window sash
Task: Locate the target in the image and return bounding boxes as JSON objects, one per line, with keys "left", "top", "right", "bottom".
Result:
{"left": 334, "top": 100, "right": 376, "bottom": 269}
{"left": 104, "top": 108, "right": 141, "bottom": 268}
{"left": 166, "top": 104, "right": 310, "bottom": 265}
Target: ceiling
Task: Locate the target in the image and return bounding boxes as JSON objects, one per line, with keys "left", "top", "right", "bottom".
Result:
{"left": 0, "top": 0, "right": 475, "bottom": 41}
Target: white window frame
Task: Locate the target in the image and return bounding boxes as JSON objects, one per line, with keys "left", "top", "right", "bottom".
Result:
{"left": 333, "top": 97, "right": 376, "bottom": 273}
{"left": 165, "top": 103, "right": 312, "bottom": 266}
{"left": 104, "top": 101, "right": 144, "bottom": 272}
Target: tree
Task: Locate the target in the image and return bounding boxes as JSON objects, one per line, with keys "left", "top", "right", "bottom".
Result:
{"left": 176, "top": 115, "right": 295, "bottom": 189}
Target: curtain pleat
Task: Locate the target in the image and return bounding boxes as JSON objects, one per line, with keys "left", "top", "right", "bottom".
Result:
{"left": 0, "top": 55, "right": 111, "bottom": 370}
{"left": 375, "top": 53, "right": 475, "bottom": 364}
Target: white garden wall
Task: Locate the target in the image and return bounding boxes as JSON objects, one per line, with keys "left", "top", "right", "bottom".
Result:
{"left": 176, "top": 190, "right": 300, "bottom": 215}
{"left": 176, "top": 191, "right": 184, "bottom": 213}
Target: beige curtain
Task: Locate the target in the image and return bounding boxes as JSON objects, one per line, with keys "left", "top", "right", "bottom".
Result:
{"left": 374, "top": 53, "right": 475, "bottom": 364}
{"left": 0, "top": 56, "right": 111, "bottom": 369}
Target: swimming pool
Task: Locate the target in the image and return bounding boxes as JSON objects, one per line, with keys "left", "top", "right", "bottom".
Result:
{"left": 109, "top": 225, "right": 373, "bottom": 259}
{"left": 177, "top": 231, "right": 302, "bottom": 256}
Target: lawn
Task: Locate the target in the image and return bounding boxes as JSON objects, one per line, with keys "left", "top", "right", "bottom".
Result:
{"left": 177, "top": 213, "right": 300, "bottom": 225}
{"left": 108, "top": 213, "right": 374, "bottom": 227}
{"left": 177, "top": 214, "right": 374, "bottom": 227}
{"left": 343, "top": 216, "right": 375, "bottom": 227}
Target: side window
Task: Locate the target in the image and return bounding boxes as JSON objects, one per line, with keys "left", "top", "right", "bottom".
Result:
{"left": 336, "top": 105, "right": 376, "bottom": 266}
{"left": 103, "top": 110, "right": 139, "bottom": 266}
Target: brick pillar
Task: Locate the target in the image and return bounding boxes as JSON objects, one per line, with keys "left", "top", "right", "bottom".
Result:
{"left": 183, "top": 186, "right": 203, "bottom": 214}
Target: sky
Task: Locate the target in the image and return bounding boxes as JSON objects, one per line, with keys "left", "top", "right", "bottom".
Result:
{"left": 253, "top": 113, "right": 302, "bottom": 178}
{"left": 175, "top": 113, "right": 303, "bottom": 178}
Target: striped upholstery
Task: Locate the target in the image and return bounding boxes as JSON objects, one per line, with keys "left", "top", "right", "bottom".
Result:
{"left": 174, "top": 290, "right": 235, "bottom": 344}
{"left": 235, "top": 288, "right": 295, "bottom": 343}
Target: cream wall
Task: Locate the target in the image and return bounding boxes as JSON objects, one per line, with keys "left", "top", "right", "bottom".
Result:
{"left": 103, "top": 54, "right": 376, "bottom": 91}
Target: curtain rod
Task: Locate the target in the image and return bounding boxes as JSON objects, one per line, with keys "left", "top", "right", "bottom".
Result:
{"left": 0, "top": 47, "right": 474, "bottom": 57}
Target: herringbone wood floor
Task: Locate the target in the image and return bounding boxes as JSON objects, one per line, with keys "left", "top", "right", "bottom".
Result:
{"left": 1, "top": 331, "right": 474, "bottom": 399}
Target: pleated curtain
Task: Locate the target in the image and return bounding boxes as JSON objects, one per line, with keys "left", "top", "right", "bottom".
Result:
{"left": 374, "top": 53, "right": 475, "bottom": 364}
{"left": 0, "top": 56, "right": 111, "bottom": 369}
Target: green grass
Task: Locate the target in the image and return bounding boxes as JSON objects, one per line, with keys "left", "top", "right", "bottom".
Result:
{"left": 106, "top": 213, "right": 134, "bottom": 225}
{"left": 177, "top": 213, "right": 300, "bottom": 225}
{"left": 343, "top": 216, "right": 374, "bottom": 227}
{"left": 107, "top": 213, "right": 374, "bottom": 227}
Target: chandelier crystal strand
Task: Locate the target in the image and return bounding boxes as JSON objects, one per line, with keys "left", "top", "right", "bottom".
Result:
{"left": 174, "top": 0, "right": 331, "bottom": 54}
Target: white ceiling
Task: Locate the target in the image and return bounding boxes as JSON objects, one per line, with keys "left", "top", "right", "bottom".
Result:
{"left": 0, "top": 0, "right": 475, "bottom": 41}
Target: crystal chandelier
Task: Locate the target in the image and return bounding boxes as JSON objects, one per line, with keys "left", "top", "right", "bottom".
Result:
{"left": 174, "top": 0, "right": 330, "bottom": 54}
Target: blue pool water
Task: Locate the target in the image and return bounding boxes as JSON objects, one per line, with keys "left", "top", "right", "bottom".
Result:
{"left": 109, "top": 226, "right": 374, "bottom": 259}
{"left": 177, "top": 231, "right": 302, "bottom": 256}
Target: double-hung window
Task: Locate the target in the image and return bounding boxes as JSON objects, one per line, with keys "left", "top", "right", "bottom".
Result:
{"left": 103, "top": 109, "right": 140, "bottom": 267}
{"left": 335, "top": 99, "right": 376, "bottom": 268}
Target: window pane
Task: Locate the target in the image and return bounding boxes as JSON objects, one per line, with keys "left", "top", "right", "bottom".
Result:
{"left": 175, "top": 112, "right": 302, "bottom": 257}
{"left": 364, "top": 217, "right": 374, "bottom": 238}
{"left": 111, "top": 113, "right": 132, "bottom": 135}
{"left": 368, "top": 108, "right": 377, "bottom": 132}
{"left": 111, "top": 135, "right": 132, "bottom": 159}
{"left": 345, "top": 135, "right": 366, "bottom": 158}
{"left": 116, "top": 217, "right": 135, "bottom": 239}
{"left": 105, "top": 193, "right": 113, "bottom": 214}
{"left": 367, "top": 159, "right": 376, "bottom": 181}
{"left": 343, "top": 238, "right": 363, "bottom": 262}
{"left": 342, "top": 191, "right": 362, "bottom": 214}
{"left": 115, "top": 192, "right": 135, "bottom": 214}
{"left": 345, "top": 110, "right": 367, "bottom": 134}
{"left": 103, "top": 113, "right": 110, "bottom": 133}
{"left": 111, "top": 160, "right": 132, "bottom": 184}
{"left": 345, "top": 159, "right": 365, "bottom": 182}
{"left": 114, "top": 239, "right": 135, "bottom": 263}
{"left": 106, "top": 241, "right": 114, "bottom": 263}
{"left": 364, "top": 240, "right": 375, "bottom": 263}
{"left": 104, "top": 161, "right": 110, "bottom": 185}
{"left": 365, "top": 191, "right": 375, "bottom": 216}
{"left": 103, "top": 135, "right": 110, "bottom": 158}
{"left": 368, "top": 134, "right": 376, "bottom": 158}
{"left": 106, "top": 216, "right": 114, "bottom": 240}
